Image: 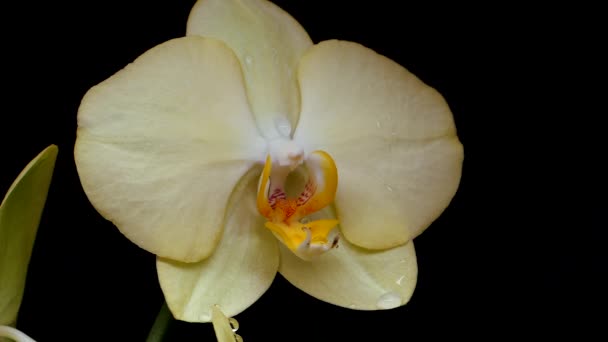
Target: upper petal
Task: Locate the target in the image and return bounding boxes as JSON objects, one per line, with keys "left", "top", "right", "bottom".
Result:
{"left": 294, "top": 40, "right": 458, "bottom": 143}
{"left": 157, "top": 168, "right": 279, "bottom": 322}
{"left": 293, "top": 40, "right": 463, "bottom": 249}
{"left": 187, "top": 0, "right": 313, "bottom": 139}
{"left": 75, "top": 37, "right": 265, "bottom": 262}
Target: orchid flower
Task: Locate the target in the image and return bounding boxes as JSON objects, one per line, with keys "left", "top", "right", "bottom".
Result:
{"left": 74, "top": 0, "right": 463, "bottom": 322}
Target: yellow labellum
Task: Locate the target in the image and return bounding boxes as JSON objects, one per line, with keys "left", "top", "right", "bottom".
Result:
{"left": 257, "top": 150, "right": 340, "bottom": 260}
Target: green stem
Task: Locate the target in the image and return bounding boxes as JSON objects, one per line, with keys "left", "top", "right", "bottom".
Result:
{"left": 145, "top": 302, "right": 173, "bottom": 342}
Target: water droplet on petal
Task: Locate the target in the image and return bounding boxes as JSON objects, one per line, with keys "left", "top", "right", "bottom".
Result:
{"left": 376, "top": 121, "right": 381, "bottom": 128}
{"left": 395, "top": 275, "right": 405, "bottom": 286}
{"left": 229, "top": 317, "right": 239, "bottom": 332}
{"left": 245, "top": 55, "right": 253, "bottom": 68}
{"left": 376, "top": 291, "right": 402, "bottom": 309}
{"left": 235, "top": 334, "right": 244, "bottom": 342}
{"left": 385, "top": 184, "right": 393, "bottom": 192}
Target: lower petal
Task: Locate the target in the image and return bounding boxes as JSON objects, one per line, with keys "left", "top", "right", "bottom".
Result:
{"left": 157, "top": 168, "right": 279, "bottom": 322}
{"left": 279, "top": 232, "right": 417, "bottom": 310}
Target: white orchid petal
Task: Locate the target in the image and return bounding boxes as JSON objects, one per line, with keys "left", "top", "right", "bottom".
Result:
{"left": 157, "top": 168, "right": 279, "bottom": 322}
{"left": 294, "top": 40, "right": 463, "bottom": 249}
{"left": 333, "top": 137, "right": 462, "bottom": 249}
{"left": 279, "top": 235, "right": 417, "bottom": 310}
{"left": 187, "top": 0, "right": 313, "bottom": 138}
{"left": 75, "top": 37, "right": 265, "bottom": 262}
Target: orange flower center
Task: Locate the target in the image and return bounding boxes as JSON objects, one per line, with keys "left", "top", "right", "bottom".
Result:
{"left": 257, "top": 149, "right": 339, "bottom": 260}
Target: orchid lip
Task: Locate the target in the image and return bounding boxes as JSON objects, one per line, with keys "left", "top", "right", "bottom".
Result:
{"left": 257, "top": 145, "right": 339, "bottom": 260}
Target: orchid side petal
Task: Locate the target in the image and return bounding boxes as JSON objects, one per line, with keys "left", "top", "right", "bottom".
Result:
{"left": 75, "top": 37, "right": 265, "bottom": 262}
{"left": 294, "top": 40, "right": 463, "bottom": 249}
{"left": 187, "top": 0, "right": 313, "bottom": 139}
{"left": 279, "top": 229, "right": 417, "bottom": 310}
{"left": 334, "top": 138, "right": 462, "bottom": 249}
{"left": 157, "top": 168, "right": 279, "bottom": 322}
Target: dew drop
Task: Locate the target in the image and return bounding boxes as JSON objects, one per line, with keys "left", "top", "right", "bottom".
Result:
{"left": 395, "top": 275, "right": 405, "bottom": 286}
{"left": 385, "top": 184, "right": 393, "bottom": 192}
{"left": 245, "top": 55, "right": 253, "bottom": 67}
{"left": 376, "top": 120, "right": 381, "bottom": 128}
{"left": 376, "top": 291, "right": 402, "bottom": 309}
{"left": 229, "top": 317, "right": 239, "bottom": 332}
{"left": 235, "top": 334, "right": 244, "bottom": 342}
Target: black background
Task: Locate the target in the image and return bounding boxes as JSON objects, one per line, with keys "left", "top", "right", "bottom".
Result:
{"left": 1, "top": 1, "right": 604, "bottom": 341}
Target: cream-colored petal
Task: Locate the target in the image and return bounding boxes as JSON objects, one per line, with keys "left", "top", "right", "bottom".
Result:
{"left": 334, "top": 138, "right": 462, "bottom": 249}
{"left": 279, "top": 228, "right": 417, "bottom": 310}
{"left": 294, "top": 40, "right": 463, "bottom": 249}
{"left": 75, "top": 37, "right": 265, "bottom": 262}
{"left": 295, "top": 40, "right": 458, "bottom": 143}
{"left": 157, "top": 168, "right": 279, "bottom": 323}
{"left": 187, "top": 0, "right": 313, "bottom": 139}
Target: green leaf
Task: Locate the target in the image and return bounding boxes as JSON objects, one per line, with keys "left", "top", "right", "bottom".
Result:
{"left": 0, "top": 145, "right": 58, "bottom": 326}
